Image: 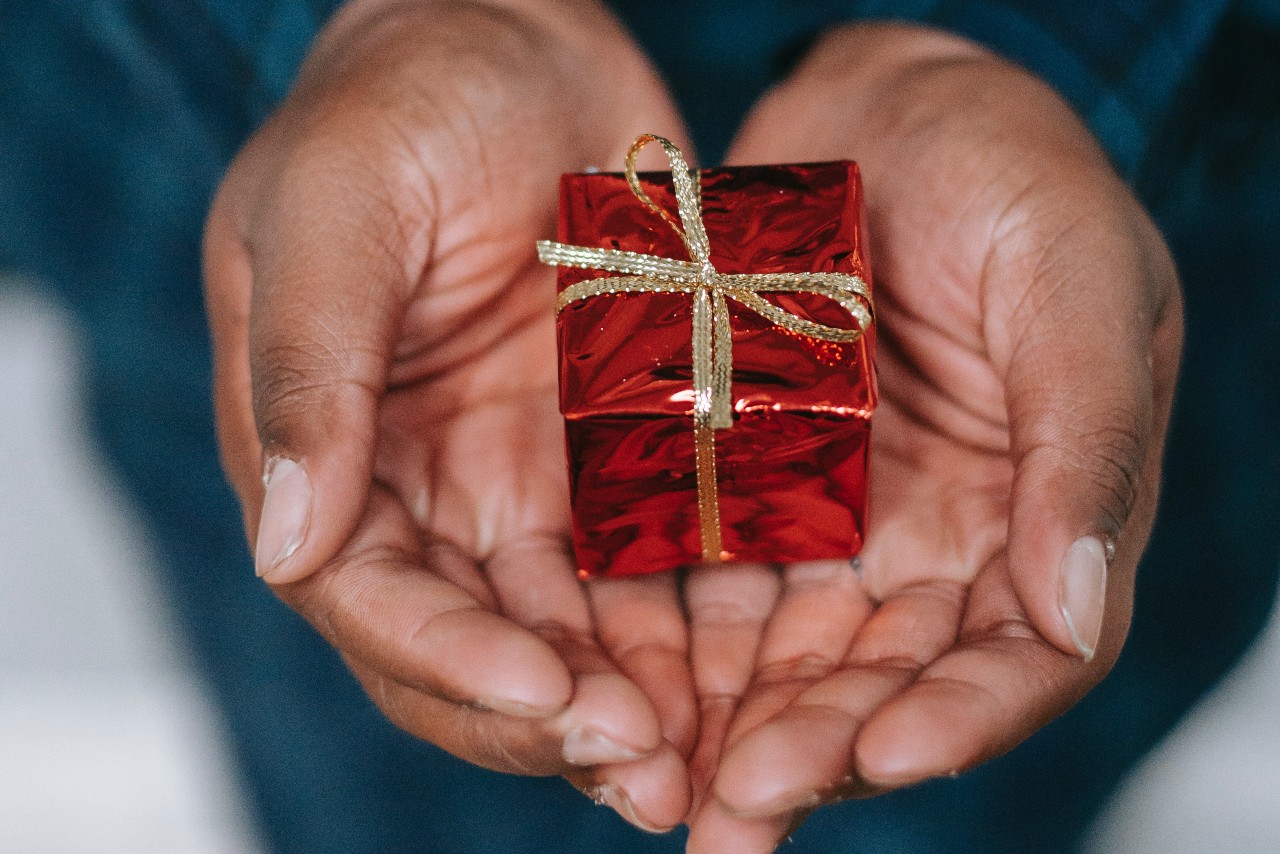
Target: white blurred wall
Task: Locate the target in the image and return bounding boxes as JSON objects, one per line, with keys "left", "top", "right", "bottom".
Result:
{"left": 0, "top": 288, "right": 262, "bottom": 854}
{"left": 1086, "top": 605, "right": 1280, "bottom": 852}
{"left": 0, "top": 284, "right": 1277, "bottom": 853}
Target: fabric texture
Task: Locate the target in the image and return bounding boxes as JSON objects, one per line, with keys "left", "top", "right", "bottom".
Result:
{"left": 1, "top": 1, "right": 1277, "bottom": 851}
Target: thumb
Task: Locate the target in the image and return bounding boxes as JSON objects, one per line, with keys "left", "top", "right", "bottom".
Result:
{"left": 997, "top": 199, "right": 1179, "bottom": 662}
{"left": 207, "top": 142, "right": 426, "bottom": 585}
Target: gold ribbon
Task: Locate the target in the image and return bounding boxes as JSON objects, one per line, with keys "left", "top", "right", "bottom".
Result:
{"left": 538, "top": 134, "right": 873, "bottom": 563}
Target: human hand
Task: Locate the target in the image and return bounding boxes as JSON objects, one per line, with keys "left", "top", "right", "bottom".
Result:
{"left": 685, "top": 23, "right": 1183, "bottom": 851}
{"left": 202, "top": 0, "right": 696, "bottom": 832}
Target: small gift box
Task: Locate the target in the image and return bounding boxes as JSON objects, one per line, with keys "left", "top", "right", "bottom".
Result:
{"left": 539, "top": 135, "right": 876, "bottom": 578}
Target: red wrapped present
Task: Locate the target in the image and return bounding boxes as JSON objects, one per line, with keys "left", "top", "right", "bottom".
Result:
{"left": 538, "top": 135, "right": 876, "bottom": 578}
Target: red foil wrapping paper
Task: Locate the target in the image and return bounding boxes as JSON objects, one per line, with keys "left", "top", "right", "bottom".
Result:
{"left": 556, "top": 160, "right": 876, "bottom": 577}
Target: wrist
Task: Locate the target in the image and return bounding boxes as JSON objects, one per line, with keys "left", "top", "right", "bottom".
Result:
{"left": 738, "top": 21, "right": 1106, "bottom": 179}
{"left": 775, "top": 22, "right": 1004, "bottom": 142}
{"left": 801, "top": 21, "right": 994, "bottom": 86}
{"left": 303, "top": 0, "right": 664, "bottom": 141}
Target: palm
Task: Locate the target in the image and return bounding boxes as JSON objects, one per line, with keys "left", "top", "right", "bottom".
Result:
{"left": 684, "top": 29, "right": 1180, "bottom": 852}
{"left": 859, "top": 167, "right": 1014, "bottom": 599}
{"left": 373, "top": 171, "right": 570, "bottom": 570}
{"left": 682, "top": 136, "right": 1034, "bottom": 851}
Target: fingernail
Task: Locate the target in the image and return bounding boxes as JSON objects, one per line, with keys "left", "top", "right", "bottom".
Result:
{"left": 255, "top": 457, "right": 311, "bottom": 580}
{"left": 562, "top": 727, "right": 645, "bottom": 766}
{"left": 1058, "top": 536, "right": 1108, "bottom": 661}
{"left": 596, "top": 784, "right": 668, "bottom": 834}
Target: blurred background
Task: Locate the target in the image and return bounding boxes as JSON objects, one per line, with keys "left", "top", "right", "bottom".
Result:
{"left": 1, "top": 278, "right": 1278, "bottom": 852}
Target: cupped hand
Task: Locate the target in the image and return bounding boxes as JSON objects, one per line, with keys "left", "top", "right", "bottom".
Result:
{"left": 202, "top": 0, "right": 696, "bottom": 832}
{"left": 686, "top": 23, "right": 1183, "bottom": 851}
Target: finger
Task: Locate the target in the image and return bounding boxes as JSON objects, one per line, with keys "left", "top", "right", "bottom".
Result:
{"left": 484, "top": 535, "right": 687, "bottom": 830}
{"left": 277, "top": 487, "right": 573, "bottom": 716}
{"left": 991, "top": 193, "right": 1181, "bottom": 660}
{"left": 203, "top": 183, "right": 266, "bottom": 532}
{"left": 724, "top": 559, "right": 874, "bottom": 743}
{"left": 688, "top": 690, "right": 736, "bottom": 820}
{"left": 684, "top": 563, "right": 782, "bottom": 801}
{"left": 482, "top": 534, "right": 664, "bottom": 761}
{"left": 710, "top": 580, "right": 964, "bottom": 820}
{"left": 358, "top": 658, "right": 689, "bottom": 835}
{"left": 573, "top": 743, "right": 693, "bottom": 834}
{"left": 216, "top": 127, "right": 429, "bottom": 585}
{"left": 685, "top": 799, "right": 791, "bottom": 854}
{"left": 588, "top": 573, "right": 697, "bottom": 757}
{"left": 298, "top": 495, "right": 685, "bottom": 831}
{"left": 856, "top": 415, "right": 1011, "bottom": 601}
{"left": 356, "top": 666, "right": 576, "bottom": 775}
{"left": 684, "top": 562, "right": 877, "bottom": 854}
{"left": 855, "top": 555, "right": 1091, "bottom": 787}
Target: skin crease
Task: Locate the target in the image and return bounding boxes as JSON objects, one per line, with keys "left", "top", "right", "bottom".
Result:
{"left": 203, "top": 3, "right": 1182, "bottom": 851}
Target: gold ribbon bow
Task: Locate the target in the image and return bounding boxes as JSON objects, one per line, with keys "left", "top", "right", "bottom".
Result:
{"left": 538, "top": 134, "right": 873, "bottom": 563}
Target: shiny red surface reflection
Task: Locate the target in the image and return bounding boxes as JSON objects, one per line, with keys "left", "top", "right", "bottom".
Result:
{"left": 557, "top": 160, "right": 877, "bottom": 577}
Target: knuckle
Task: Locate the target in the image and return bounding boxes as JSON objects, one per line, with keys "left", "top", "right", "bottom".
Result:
{"left": 1019, "top": 402, "right": 1148, "bottom": 534}
{"left": 252, "top": 344, "right": 325, "bottom": 434}
{"left": 957, "top": 634, "right": 1074, "bottom": 700}
{"left": 282, "top": 558, "right": 346, "bottom": 644}
{"left": 1058, "top": 421, "right": 1145, "bottom": 532}
{"left": 250, "top": 335, "right": 381, "bottom": 446}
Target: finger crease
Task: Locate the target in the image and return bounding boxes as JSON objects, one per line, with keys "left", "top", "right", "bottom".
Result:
{"left": 698, "top": 692, "right": 741, "bottom": 710}
{"left": 611, "top": 637, "right": 686, "bottom": 665}
{"left": 843, "top": 654, "right": 930, "bottom": 676}
{"left": 754, "top": 653, "right": 840, "bottom": 685}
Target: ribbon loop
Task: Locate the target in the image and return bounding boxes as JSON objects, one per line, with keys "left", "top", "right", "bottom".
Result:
{"left": 625, "top": 134, "right": 713, "bottom": 273}
{"left": 539, "top": 135, "right": 873, "bottom": 563}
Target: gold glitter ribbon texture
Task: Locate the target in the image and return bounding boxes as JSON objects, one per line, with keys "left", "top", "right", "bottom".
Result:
{"left": 538, "top": 134, "right": 874, "bottom": 564}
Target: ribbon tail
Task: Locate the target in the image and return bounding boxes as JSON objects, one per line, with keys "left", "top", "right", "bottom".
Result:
{"left": 691, "top": 286, "right": 724, "bottom": 562}
{"left": 692, "top": 286, "right": 714, "bottom": 426}
{"left": 694, "top": 421, "right": 723, "bottom": 563}
{"left": 710, "top": 288, "right": 734, "bottom": 430}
